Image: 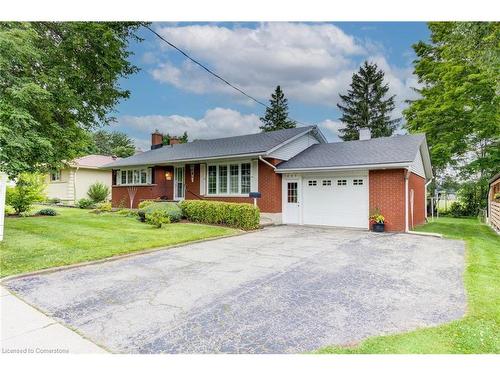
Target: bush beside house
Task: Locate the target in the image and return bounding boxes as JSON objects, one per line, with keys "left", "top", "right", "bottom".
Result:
{"left": 6, "top": 173, "right": 46, "bottom": 214}
{"left": 180, "top": 200, "right": 260, "bottom": 230}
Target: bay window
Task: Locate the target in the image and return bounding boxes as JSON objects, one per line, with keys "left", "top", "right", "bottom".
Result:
{"left": 207, "top": 162, "right": 253, "bottom": 196}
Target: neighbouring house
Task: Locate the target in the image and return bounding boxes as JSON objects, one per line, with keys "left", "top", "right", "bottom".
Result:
{"left": 103, "top": 127, "right": 432, "bottom": 232}
{"left": 46, "top": 155, "right": 118, "bottom": 204}
{"left": 487, "top": 172, "right": 500, "bottom": 233}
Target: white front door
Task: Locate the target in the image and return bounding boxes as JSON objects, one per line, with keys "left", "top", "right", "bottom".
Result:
{"left": 283, "top": 180, "right": 300, "bottom": 224}
{"left": 174, "top": 167, "right": 185, "bottom": 200}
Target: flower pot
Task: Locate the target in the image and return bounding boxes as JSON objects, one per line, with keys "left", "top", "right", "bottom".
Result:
{"left": 372, "top": 222, "right": 385, "bottom": 232}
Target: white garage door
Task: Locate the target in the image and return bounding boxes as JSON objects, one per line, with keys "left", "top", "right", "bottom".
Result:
{"left": 302, "top": 176, "right": 369, "bottom": 228}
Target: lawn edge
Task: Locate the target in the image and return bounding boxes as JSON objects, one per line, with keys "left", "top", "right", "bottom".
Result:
{"left": 0, "top": 226, "right": 249, "bottom": 282}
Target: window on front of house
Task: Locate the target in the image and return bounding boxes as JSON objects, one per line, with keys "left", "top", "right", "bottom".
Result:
{"left": 241, "top": 163, "right": 251, "bottom": 194}
{"left": 207, "top": 162, "right": 253, "bottom": 196}
{"left": 337, "top": 179, "right": 347, "bottom": 186}
{"left": 208, "top": 165, "right": 217, "bottom": 194}
{"left": 230, "top": 164, "right": 239, "bottom": 194}
{"left": 50, "top": 170, "right": 61, "bottom": 182}
{"left": 118, "top": 168, "right": 151, "bottom": 185}
{"left": 218, "top": 165, "right": 228, "bottom": 194}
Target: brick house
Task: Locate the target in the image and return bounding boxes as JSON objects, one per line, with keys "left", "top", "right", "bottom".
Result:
{"left": 103, "top": 126, "right": 432, "bottom": 232}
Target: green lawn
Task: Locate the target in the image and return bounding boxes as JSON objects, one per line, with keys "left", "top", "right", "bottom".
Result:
{"left": 317, "top": 217, "right": 500, "bottom": 354}
{"left": 0, "top": 206, "right": 239, "bottom": 278}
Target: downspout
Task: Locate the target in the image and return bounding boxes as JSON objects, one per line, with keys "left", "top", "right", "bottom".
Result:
{"left": 73, "top": 166, "right": 80, "bottom": 205}
{"left": 425, "top": 177, "right": 433, "bottom": 220}
{"left": 259, "top": 156, "right": 276, "bottom": 170}
{"left": 405, "top": 168, "right": 410, "bottom": 232}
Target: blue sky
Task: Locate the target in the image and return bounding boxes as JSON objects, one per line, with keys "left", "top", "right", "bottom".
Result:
{"left": 113, "top": 22, "right": 430, "bottom": 150}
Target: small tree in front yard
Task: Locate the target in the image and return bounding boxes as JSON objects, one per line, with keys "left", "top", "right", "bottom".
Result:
{"left": 6, "top": 173, "right": 46, "bottom": 214}
{"left": 87, "top": 182, "right": 110, "bottom": 203}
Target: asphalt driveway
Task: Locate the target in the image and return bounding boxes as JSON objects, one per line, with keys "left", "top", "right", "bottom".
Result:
{"left": 3, "top": 226, "right": 465, "bottom": 353}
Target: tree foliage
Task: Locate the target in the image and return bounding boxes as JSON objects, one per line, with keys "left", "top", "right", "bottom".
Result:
{"left": 0, "top": 22, "right": 144, "bottom": 177}
{"left": 337, "top": 61, "right": 399, "bottom": 141}
{"left": 162, "top": 131, "right": 189, "bottom": 145}
{"left": 404, "top": 22, "right": 499, "bottom": 208}
{"left": 260, "top": 85, "right": 296, "bottom": 132}
{"left": 88, "top": 130, "right": 135, "bottom": 157}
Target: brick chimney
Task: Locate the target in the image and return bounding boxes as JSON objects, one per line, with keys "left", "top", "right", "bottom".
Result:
{"left": 151, "top": 130, "right": 163, "bottom": 150}
{"left": 169, "top": 136, "right": 181, "bottom": 145}
{"left": 359, "top": 128, "right": 371, "bottom": 140}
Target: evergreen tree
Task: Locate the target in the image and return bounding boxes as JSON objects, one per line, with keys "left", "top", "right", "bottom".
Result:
{"left": 259, "top": 85, "right": 296, "bottom": 132}
{"left": 337, "top": 61, "right": 399, "bottom": 141}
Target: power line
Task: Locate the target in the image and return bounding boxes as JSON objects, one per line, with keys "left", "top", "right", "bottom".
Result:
{"left": 144, "top": 25, "right": 313, "bottom": 127}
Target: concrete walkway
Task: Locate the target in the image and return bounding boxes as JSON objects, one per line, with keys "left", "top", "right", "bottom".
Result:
{"left": 1, "top": 286, "right": 106, "bottom": 354}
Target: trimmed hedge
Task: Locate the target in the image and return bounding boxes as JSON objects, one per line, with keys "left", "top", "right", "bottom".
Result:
{"left": 138, "top": 202, "right": 182, "bottom": 223}
{"left": 180, "top": 200, "right": 259, "bottom": 230}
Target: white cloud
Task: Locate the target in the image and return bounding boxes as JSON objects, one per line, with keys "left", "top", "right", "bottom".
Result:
{"left": 148, "top": 22, "right": 418, "bottom": 109}
{"left": 318, "top": 119, "right": 344, "bottom": 142}
{"left": 118, "top": 108, "right": 262, "bottom": 150}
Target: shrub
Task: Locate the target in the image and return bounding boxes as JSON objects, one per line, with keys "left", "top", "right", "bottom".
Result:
{"left": 494, "top": 192, "right": 500, "bottom": 202}
{"left": 77, "top": 198, "right": 95, "bottom": 209}
{"left": 37, "top": 208, "right": 58, "bottom": 216}
{"left": 138, "top": 200, "right": 155, "bottom": 209}
{"left": 87, "top": 182, "right": 110, "bottom": 203}
{"left": 47, "top": 197, "right": 61, "bottom": 204}
{"left": 95, "top": 202, "right": 112, "bottom": 212}
{"left": 19, "top": 210, "right": 35, "bottom": 217}
{"left": 448, "top": 201, "right": 469, "bottom": 217}
{"left": 145, "top": 210, "right": 171, "bottom": 228}
{"left": 180, "top": 200, "right": 259, "bottom": 230}
{"left": 137, "top": 202, "right": 182, "bottom": 223}
{"left": 4, "top": 205, "right": 16, "bottom": 216}
{"left": 6, "top": 173, "right": 46, "bottom": 214}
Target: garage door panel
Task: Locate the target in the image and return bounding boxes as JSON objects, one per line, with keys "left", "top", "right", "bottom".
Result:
{"left": 303, "top": 176, "right": 368, "bottom": 228}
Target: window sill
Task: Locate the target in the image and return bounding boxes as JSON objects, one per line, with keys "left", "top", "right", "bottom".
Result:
{"left": 204, "top": 194, "right": 250, "bottom": 198}
{"left": 113, "top": 184, "right": 157, "bottom": 187}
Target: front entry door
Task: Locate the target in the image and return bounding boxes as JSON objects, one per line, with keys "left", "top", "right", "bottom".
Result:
{"left": 174, "top": 167, "right": 185, "bottom": 200}
{"left": 283, "top": 180, "right": 300, "bottom": 224}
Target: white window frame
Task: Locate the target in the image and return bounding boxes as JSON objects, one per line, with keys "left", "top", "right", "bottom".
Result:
{"left": 50, "top": 170, "right": 61, "bottom": 182}
{"left": 206, "top": 161, "right": 253, "bottom": 197}
{"left": 117, "top": 167, "right": 152, "bottom": 186}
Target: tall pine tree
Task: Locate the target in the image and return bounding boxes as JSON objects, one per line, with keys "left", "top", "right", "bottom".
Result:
{"left": 337, "top": 61, "right": 399, "bottom": 141}
{"left": 260, "top": 85, "right": 296, "bottom": 132}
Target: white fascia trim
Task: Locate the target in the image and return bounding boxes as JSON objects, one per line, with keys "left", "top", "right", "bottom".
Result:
{"left": 276, "top": 162, "right": 411, "bottom": 173}
{"left": 420, "top": 138, "right": 433, "bottom": 180}
{"left": 102, "top": 152, "right": 265, "bottom": 169}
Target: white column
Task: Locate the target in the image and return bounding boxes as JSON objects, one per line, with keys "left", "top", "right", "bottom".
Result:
{"left": 0, "top": 172, "right": 7, "bottom": 241}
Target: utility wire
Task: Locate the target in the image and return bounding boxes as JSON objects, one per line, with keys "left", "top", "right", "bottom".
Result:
{"left": 144, "top": 25, "right": 314, "bottom": 128}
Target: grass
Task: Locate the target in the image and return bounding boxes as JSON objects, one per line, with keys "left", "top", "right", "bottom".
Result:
{"left": 317, "top": 217, "right": 499, "bottom": 354}
{"left": 0, "top": 206, "right": 239, "bottom": 278}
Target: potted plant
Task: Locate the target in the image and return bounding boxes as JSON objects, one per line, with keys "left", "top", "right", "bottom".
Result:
{"left": 369, "top": 209, "right": 386, "bottom": 232}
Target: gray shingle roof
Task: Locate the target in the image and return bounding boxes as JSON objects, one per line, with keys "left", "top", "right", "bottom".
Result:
{"left": 277, "top": 134, "right": 426, "bottom": 170}
{"left": 103, "top": 126, "right": 314, "bottom": 168}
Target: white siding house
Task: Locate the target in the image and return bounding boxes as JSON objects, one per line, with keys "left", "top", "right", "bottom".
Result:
{"left": 45, "top": 155, "right": 117, "bottom": 204}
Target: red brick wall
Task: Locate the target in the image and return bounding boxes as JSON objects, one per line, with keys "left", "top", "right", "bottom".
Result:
{"left": 369, "top": 169, "right": 406, "bottom": 232}
{"left": 111, "top": 166, "right": 174, "bottom": 208}
{"left": 409, "top": 172, "right": 426, "bottom": 229}
{"left": 184, "top": 158, "right": 282, "bottom": 213}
